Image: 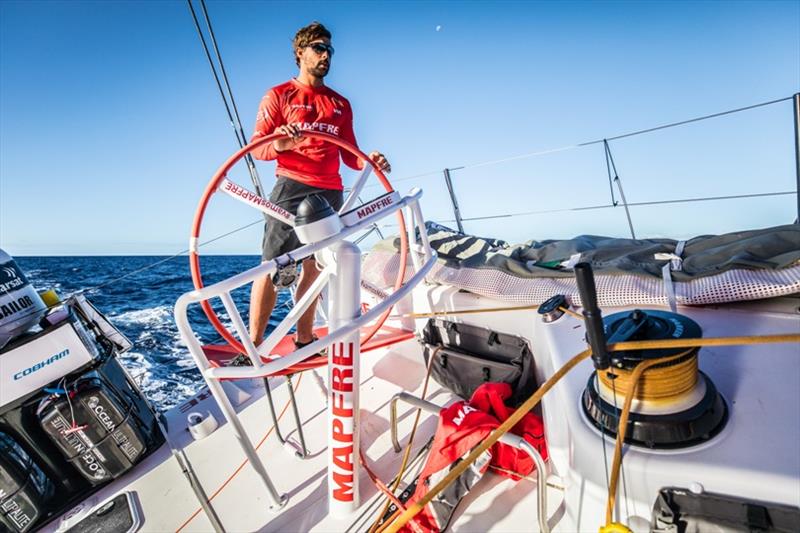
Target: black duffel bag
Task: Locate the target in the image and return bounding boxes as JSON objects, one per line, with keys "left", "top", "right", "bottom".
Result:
{"left": 421, "top": 318, "right": 537, "bottom": 406}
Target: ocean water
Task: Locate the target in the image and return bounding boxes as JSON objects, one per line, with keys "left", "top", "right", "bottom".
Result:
{"left": 15, "top": 255, "right": 291, "bottom": 412}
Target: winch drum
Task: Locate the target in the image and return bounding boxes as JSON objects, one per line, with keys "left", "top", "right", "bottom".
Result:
{"left": 581, "top": 309, "right": 728, "bottom": 449}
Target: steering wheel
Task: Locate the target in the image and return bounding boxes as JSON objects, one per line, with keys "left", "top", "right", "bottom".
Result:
{"left": 189, "top": 131, "right": 409, "bottom": 374}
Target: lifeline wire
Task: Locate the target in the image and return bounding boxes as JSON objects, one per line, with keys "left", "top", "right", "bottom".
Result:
{"left": 81, "top": 218, "right": 264, "bottom": 295}
{"left": 24, "top": 95, "right": 790, "bottom": 322}
{"left": 365, "top": 95, "right": 793, "bottom": 190}
{"left": 457, "top": 190, "right": 796, "bottom": 223}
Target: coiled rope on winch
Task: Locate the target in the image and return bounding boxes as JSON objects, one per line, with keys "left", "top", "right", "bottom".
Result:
{"left": 597, "top": 348, "right": 698, "bottom": 401}
{"left": 380, "top": 332, "right": 800, "bottom": 533}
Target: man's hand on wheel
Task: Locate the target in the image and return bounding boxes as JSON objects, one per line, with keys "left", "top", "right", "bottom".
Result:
{"left": 369, "top": 151, "right": 391, "bottom": 173}
{"left": 273, "top": 124, "right": 303, "bottom": 152}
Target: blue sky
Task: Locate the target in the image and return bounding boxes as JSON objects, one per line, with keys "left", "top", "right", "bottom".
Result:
{"left": 1, "top": 0, "right": 798, "bottom": 255}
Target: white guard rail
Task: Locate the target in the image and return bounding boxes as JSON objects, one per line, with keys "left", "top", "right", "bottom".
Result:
{"left": 175, "top": 188, "right": 436, "bottom": 514}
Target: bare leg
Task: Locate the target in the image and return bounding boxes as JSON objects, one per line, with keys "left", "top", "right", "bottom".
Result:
{"left": 295, "top": 257, "right": 322, "bottom": 344}
{"left": 249, "top": 274, "right": 278, "bottom": 346}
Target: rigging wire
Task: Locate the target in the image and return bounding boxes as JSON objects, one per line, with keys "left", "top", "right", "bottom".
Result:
{"left": 457, "top": 190, "right": 796, "bottom": 223}
{"left": 187, "top": 0, "right": 265, "bottom": 197}
{"left": 198, "top": 0, "right": 250, "bottom": 150}
{"left": 604, "top": 140, "right": 619, "bottom": 207}
{"left": 603, "top": 140, "right": 636, "bottom": 239}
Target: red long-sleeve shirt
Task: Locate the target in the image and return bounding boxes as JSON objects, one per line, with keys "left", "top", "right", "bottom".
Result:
{"left": 250, "top": 79, "right": 362, "bottom": 191}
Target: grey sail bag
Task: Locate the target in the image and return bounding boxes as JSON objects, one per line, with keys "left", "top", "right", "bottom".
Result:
{"left": 421, "top": 318, "right": 537, "bottom": 406}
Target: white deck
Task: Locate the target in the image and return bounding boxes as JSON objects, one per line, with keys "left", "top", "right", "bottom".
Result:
{"left": 41, "top": 283, "right": 800, "bottom": 533}
{"left": 43, "top": 325, "right": 559, "bottom": 532}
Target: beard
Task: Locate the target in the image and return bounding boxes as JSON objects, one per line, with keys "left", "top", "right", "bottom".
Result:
{"left": 309, "top": 61, "right": 329, "bottom": 78}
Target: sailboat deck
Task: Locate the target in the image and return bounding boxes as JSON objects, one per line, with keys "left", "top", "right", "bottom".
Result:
{"left": 38, "top": 283, "right": 800, "bottom": 533}
{"left": 42, "top": 330, "right": 558, "bottom": 532}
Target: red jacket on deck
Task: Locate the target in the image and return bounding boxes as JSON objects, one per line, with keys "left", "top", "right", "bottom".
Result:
{"left": 401, "top": 382, "right": 547, "bottom": 532}
{"left": 250, "top": 79, "right": 362, "bottom": 191}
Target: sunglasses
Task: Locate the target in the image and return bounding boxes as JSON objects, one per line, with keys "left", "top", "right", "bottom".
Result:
{"left": 307, "top": 42, "right": 335, "bottom": 57}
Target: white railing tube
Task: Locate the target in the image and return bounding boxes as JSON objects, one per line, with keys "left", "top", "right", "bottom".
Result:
{"left": 409, "top": 190, "right": 433, "bottom": 263}
{"left": 174, "top": 189, "right": 434, "bottom": 514}
{"left": 204, "top": 250, "right": 436, "bottom": 380}
{"left": 174, "top": 293, "right": 287, "bottom": 510}
{"left": 405, "top": 205, "right": 422, "bottom": 273}
{"left": 340, "top": 166, "right": 373, "bottom": 213}
{"left": 326, "top": 240, "right": 362, "bottom": 515}
{"left": 256, "top": 265, "right": 334, "bottom": 355}
{"left": 185, "top": 190, "right": 424, "bottom": 307}
{"left": 219, "top": 292, "right": 263, "bottom": 369}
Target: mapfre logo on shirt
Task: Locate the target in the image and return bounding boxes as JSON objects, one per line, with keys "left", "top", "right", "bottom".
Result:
{"left": 293, "top": 121, "right": 340, "bottom": 135}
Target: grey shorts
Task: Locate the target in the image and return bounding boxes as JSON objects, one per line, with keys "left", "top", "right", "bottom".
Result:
{"left": 261, "top": 176, "right": 344, "bottom": 261}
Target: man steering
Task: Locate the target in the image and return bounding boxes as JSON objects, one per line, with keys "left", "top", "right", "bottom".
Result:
{"left": 248, "top": 21, "right": 390, "bottom": 349}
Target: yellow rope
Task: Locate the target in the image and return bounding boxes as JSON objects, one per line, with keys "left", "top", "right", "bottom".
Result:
{"left": 599, "top": 523, "right": 633, "bottom": 533}
{"left": 382, "top": 332, "right": 800, "bottom": 533}
{"left": 397, "top": 304, "right": 539, "bottom": 319}
{"left": 560, "top": 305, "right": 584, "bottom": 319}
{"left": 381, "top": 347, "right": 593, "bottom": 533}
{"left": 368, "top": 347, "right": 440, "bottom": 533}
{"left": 397, "top": 303, "right": 585, "bottom": 320}
{"left": 603, "top": 351, "right": 687, "bottom": 525}
{"left": 597, "top": 349, "right": 697, "bottom": 401}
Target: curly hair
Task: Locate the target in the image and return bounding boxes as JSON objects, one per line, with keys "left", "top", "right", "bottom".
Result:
{"left": 293, "top": 22, "right": 332, "bottom": 67}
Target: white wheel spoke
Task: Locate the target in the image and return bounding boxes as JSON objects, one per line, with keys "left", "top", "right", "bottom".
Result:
{"left": 340, "top": 164, "right": 373, "bottom": 213}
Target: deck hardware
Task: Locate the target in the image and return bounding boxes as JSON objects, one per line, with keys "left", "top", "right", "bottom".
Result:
{"left": 263, "top": 376, "right": 308, "bottom": 459}
{"left": 574, "top": 263, "right": 610, "bottom": 370}
{"left": 177, "top": 185, "right": 436, "bottom": 515}
{"left": 538, "top": 295, "right": 567, "bottom": 323}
